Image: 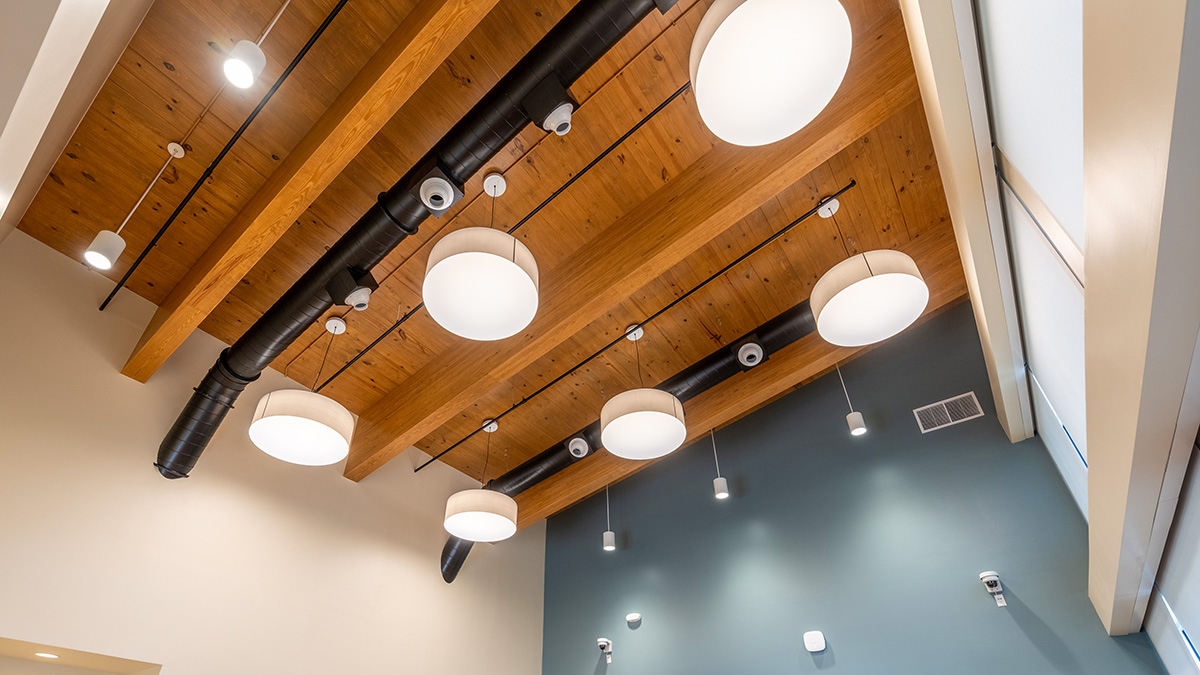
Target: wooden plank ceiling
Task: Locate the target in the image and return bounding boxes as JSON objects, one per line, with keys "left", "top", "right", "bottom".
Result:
{"left": 19, "top": 0, "right": 966, "bottom": 523}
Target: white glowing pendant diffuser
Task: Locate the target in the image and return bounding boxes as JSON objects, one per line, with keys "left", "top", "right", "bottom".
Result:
{"left": 84, "top": 230, "right": 126, "bottom": 270}
{"left": 690, "top": 0, "right": 852, "bottom": 147}
{"left": 811, "top": 250, "right": 929, "bottom": 347}
{"left": 423, "top": 227, "right": 539, "bottom": 341}
{"left": 224, "top": 40, "right": 266, "bottom": 89}
{"left": 444, "top": 488, "right": 518, "bottom": 542}
{"left": 248, "top": 389, "right": 355, "bottom": 466}
{"left": 600, "top": 388, "right": 687, "bottom": 460}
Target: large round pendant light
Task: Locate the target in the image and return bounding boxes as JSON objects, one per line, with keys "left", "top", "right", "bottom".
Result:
{"left": 423, "top": 227, "right": 539, "bottom": 341}
{"left": 689, "top": 0, "right": 852, "bottom": 147}
{"left": 248, "top": 389, "right": 355, "bottom": 466}
{"left": 444, "top": 488, "right": 518, "bottom": 542}
{"left": 810, "top": 249, "right": 929, "bottom": 347}
{"left": 601, "top": 388, "right": 687, "bottom": 460}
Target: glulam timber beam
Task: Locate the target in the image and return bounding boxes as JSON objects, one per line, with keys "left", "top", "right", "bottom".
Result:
{"left": 120, "top": 0, "right": 500, "bottom": 382}
{"left": 513, "top": 228, "right": 967, "bottom": 528}
{"left": 345, "top": 9, "right": 921, "bottom": 481}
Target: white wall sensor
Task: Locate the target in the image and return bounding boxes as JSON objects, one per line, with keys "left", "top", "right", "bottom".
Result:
{"left": 803, "top": 631, "right": 826, "bottom": 653}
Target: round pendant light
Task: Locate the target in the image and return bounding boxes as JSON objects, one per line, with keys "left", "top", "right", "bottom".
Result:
{"left": 225, "top": 40, "right": 267, "bottom": 89}
{"left": 847, "top": 411, "right": 867, "bottom": 436}
{"left": 810, "top": 250, "right": 929, "bottom": 347}
{"left": 601, "top": 388, "right": 687, "bottom": 460}
{"left": 84, "top": 230, "right": 127, "bottom": 270}
{"left": 602, "top": 529, "right": 617, "bottom": 551}
{"left": 423, "top": 227, "right": 539, "bottom": 341}
{"left": 248, "top": 389, "right": 355, "bottom": 466}
{"left": 444, "top": 488, "right": 518, "bottom": 542}
{"left": 689, "top": 0, "right": 852, "bottom": 147}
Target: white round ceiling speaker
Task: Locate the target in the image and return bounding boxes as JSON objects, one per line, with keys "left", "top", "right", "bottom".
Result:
{"left": 224, "top": 40, "right": 266, "bottom": 89}
{"left": 810, "top": 250, "right": 929, "bottom": 347}
{"left": 690, "top": 0, "right": 852, "bottom": 147}
{"left": 248, "top": 389, "right": 355, "bottom": 466}
{"left": 84, "top": 230, "right": 126, "bottom": 270}
{"left": 444, "top": 488, "right": 518, "bottom": 542}
{"left": 423, "top": 227, "right": 539, "bottom": 341}
{"left": 600, "top": 388, "right": 687, "bottom": 460}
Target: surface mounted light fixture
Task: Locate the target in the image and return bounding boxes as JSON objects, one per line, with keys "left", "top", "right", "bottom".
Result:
{"left": 85, "top": 142, "right": 185, "bottom": 270}
{"left": 689, "top": 0, "right": 852, "bottom": 146}
{"left": 811, "top": 249, "right": 928, "bottom": 347}
{"left": 444, "top": 488, "right": 518, "bottom": 542}
{"left": 835, "top": 362, "right": 867, "bottom": 436}
{"left": 224, "top": 40, "right": 267, "bottom": 88}
{"left": 423, "top": 226, "right": 539, "bottom": 341}
{"left": 35, "top": 653, "right": 59, "bottom": 659}
{"left": 248, "top": 389, "right": 355, "bottom": 465}
{"left": 601, "top": 388, "right": 687, "bottom": 460}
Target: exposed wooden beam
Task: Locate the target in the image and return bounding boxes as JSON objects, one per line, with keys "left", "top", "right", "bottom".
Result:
{"left": 120, "top": 0, "right": 501, "bottom": 382}
{"left": 514, "top": 230, "right": 968, "bottom": 527}
{"left": 345, "top": 9, "right": 922, "bottom": 481}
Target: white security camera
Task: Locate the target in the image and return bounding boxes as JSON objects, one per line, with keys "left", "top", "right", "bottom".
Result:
{"left": 568, "top": 437, "right": 589, "bottom": 458}
{"left": 345, "top": 286, "right": 372, "bottom": 311}
{"left": 980, "top": 571, "right": 1006, "bottom": 607}
{"left": 597, "top": 637, "right": 612, "bottom": 664}
{"left": 420, "top": 176, "right": 455, "bottom": 212}
{"left": 979, "top": 571, "right": 1001, "bottom": 593}
{"left": 737, "top": 342, "right": 764, "bottom": 367}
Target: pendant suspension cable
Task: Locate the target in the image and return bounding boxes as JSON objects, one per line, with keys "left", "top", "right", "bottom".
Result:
{"left": 835, "top": 361, "right": 854, "bottom": 413}
{"left": 481, "top": 431, "right": 492, "bottom": 484}
{"left": 258, "top": 0, "right": 293, "bottom": 45}
{"left": 413, "top": 178, "right": 859, "bottom": 472}
{"left": 605, "top": 485, "right": 611, "bottom": 530}
{"left": 710, "top": 428, "right": 722, "bottom": 477}
{"left": 313, "top": 331, "right": 335, "bottom": 391}
{"left": 98, "top": 0, "right": 351, "bottom": 311}
{"left": 114, "top": 151, "right": 180, "bottom": 236}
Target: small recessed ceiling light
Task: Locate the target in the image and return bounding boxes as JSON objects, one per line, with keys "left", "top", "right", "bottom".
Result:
{"left": 35, "top": 653, "right": 59, "bottom": 659}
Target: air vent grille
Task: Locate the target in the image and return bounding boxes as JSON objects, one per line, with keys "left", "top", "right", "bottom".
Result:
{"left": 913, "top": 392, "right": 984, "bottom": 433}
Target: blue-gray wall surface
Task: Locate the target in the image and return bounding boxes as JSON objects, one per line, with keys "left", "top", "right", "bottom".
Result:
{"left": 542, "top": 303, "right": 1165, "bottom": 674}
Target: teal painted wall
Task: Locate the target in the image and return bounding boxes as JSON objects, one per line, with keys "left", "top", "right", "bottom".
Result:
{"left": 542, "top": 304, "right": 1164, "bottom": 674}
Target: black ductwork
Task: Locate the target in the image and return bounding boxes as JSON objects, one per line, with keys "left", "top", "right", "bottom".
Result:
{"left": 156, "top": 0, "right": 665, "bottom": 479}
{"left": 440, "top": 300, "right": 818, "bottom": 582}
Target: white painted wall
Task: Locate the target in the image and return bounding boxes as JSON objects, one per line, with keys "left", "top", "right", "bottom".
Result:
{"left": 975, "top": 0, "right": 1089, "bottom": 513}
{"left": 976, "top": 0, "right": 1084, "bottom": 248}
{"left": 0, "top": 231, "right": 546, "bottom": 675}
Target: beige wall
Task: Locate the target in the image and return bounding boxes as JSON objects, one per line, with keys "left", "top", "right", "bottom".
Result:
{"left": 0, "top": 231, "right": 546, "bottom": 674}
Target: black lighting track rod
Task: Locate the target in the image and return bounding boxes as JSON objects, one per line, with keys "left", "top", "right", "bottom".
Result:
{"left": 413, "top": 177, "right": 858, "bottom": 473}
{"left": 313, "top": 80, "right": 693, "bottom": 393}
{"left": 98, "top": 0, "right": 352, "bottom": 312}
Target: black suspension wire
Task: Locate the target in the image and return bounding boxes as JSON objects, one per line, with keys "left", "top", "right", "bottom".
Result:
{"left": 314, "top": 80, "right": 693, "bottom": 392}
{"left": 413, "top": 178, "right": 859, "bottom": 472}
{"left": 98, "top": 0, "right": 353, "bottom": 311}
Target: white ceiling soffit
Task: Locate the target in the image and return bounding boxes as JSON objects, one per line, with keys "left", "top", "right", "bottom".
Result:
{"left": 0, "top": 0, "right": 156, "bottom": 242}
{"left": 897, "top": 0, "right": 1034, "bottom": 444}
